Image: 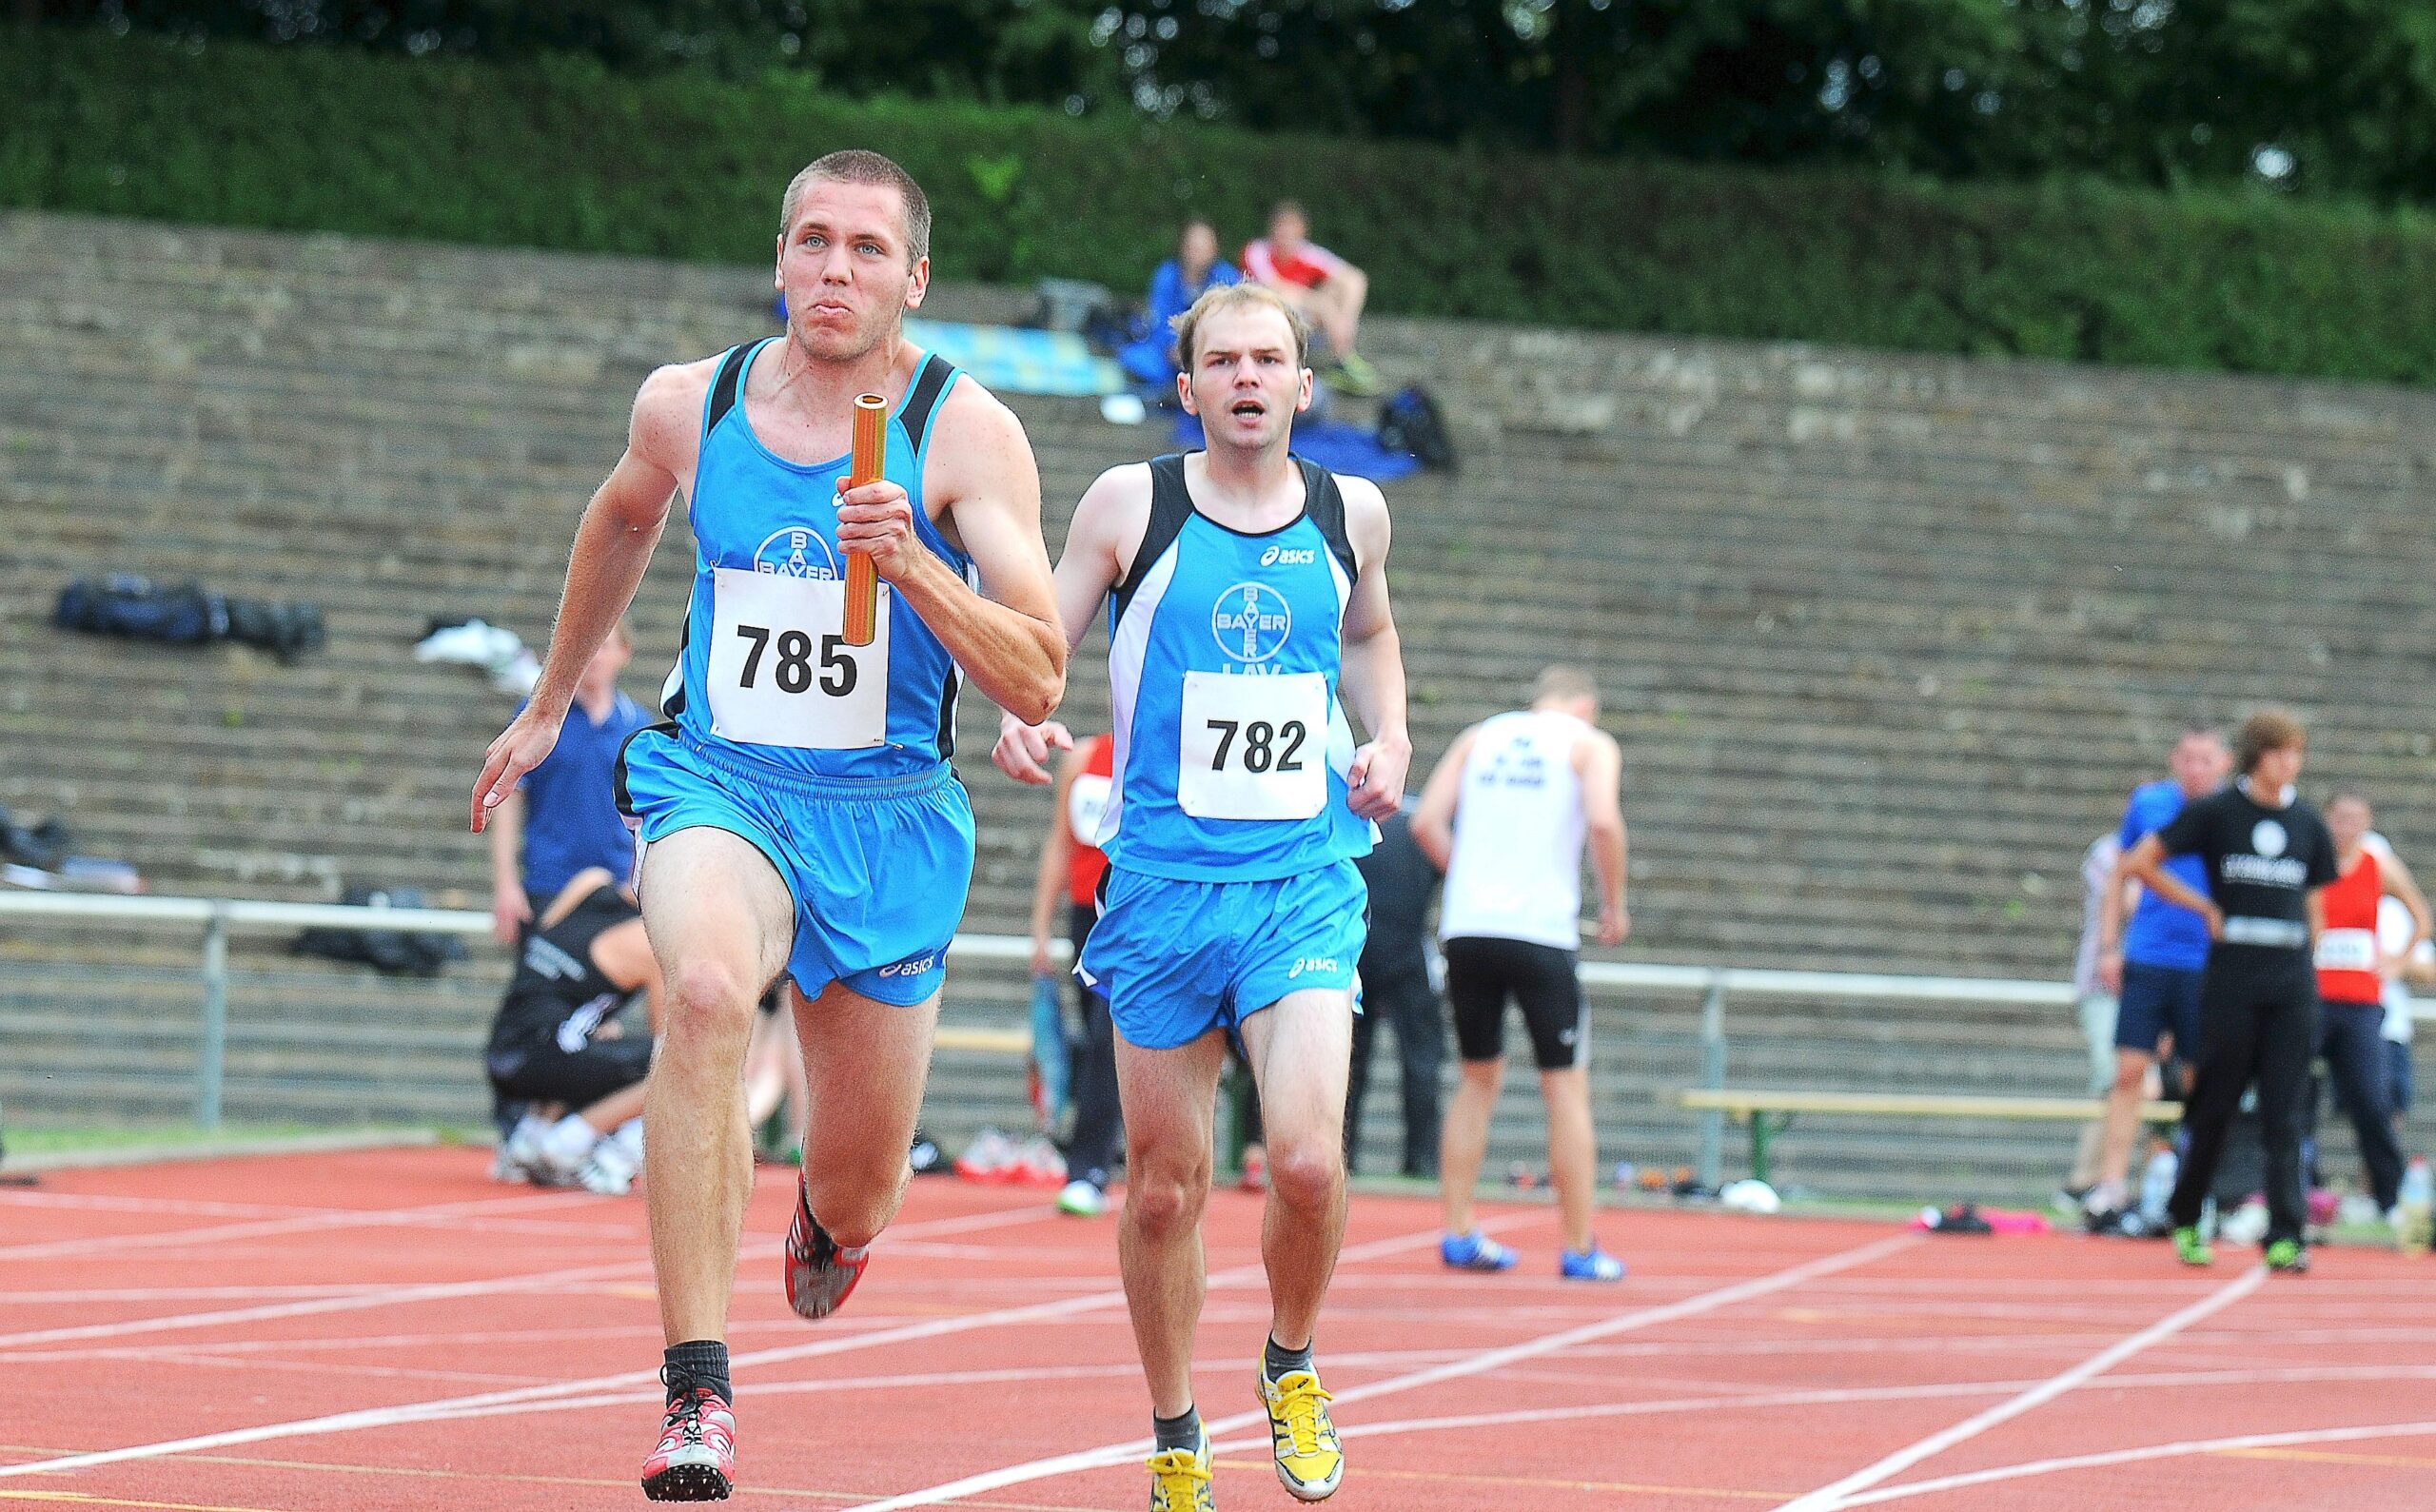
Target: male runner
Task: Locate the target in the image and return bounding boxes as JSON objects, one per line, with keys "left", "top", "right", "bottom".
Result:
{"left": 2122, "top": 710, "right": 2336, "bottom": 1273}
{"left": 2088, "top": 726, "right": 2230, "bottom": 1225}
{"left": 1413, "top": 666, "right": 1629, "bottom": 1281}
{"left": 472, "top": 149, "right": 1064, "bottom": 1502}
{"left": 993, "top": 281, "right": 1406, "bottom": 1510}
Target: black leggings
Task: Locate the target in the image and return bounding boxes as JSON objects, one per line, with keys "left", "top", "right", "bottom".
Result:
{"left": 2318, "top": 1000, "right": 2406, "bottom": 1209}
{"left": 1064, "top": 901, "right": 1125, "bottom": 1186}
{"left": 2166, "top": 955, "right": 2319, "bottom": 1245}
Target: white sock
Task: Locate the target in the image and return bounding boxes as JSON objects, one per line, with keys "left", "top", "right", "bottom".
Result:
{"left": 541, "top": 1114, "right": 601, "bottom": 1172}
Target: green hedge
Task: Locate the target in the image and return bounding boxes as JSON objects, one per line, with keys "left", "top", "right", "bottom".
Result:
{"left": 10, "top": 29, "right": 2436, "bottom": 385}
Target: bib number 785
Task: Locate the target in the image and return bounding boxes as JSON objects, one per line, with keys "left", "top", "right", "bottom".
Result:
{"left": 735, "top": 625, "right": 858, "bottom": 698}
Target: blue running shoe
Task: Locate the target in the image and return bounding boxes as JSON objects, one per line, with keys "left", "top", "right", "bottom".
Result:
{"left": 1440, "top": 1230, "right": 1518, "bottom": 1272}
{"left": 1560, "top": 1246, "right": 1626, "bottom": 1283}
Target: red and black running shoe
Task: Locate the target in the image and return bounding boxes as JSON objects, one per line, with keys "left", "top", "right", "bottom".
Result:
{"left": 640, "top": 1383, "right": 734, "bottom": 1502}
{"left": 783, "top": 1169, "right": 869, "bottom": 1321}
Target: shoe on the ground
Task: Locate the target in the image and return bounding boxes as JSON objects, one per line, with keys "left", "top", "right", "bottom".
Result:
{"left": 576, "top": 1133, "right": 641, "bottom": 1196}
{"left": 1328, "top": 352, "right": 1383, "bottom": 397}
{"left": 2172, "top": 1226, "right": 2214, "bottom": 1267}
{"left": 499, "top": 1112, "right": 580, "bottom": 1187}
{"left": 2053, "top": 1183, "right": 2094, "bottom": 1214}
{"left": 1011, "top": 1133, "right": 1069, "bottom": 1188}
{"left": 1237, "top": 1147, "right": 1268, "bottom": 1193}
{"left": 639, "top": 1383, "right": 735, "bottom": 1502}
{"left": 954, "top": 1127, "right": 1018, "bottom": 1183}
{"left": 1145, "top": 1425, "right": 1213, "bottom": 1511}
{"left": 783, "top": 1173, "right": 870, "bottom": 1321}
{"left": 2265, "top": 1238, "right": 2310, "bottom": 1273}
{"left": 1440, "top": 1230, "right": 1517, "bottom": 1272}
{"left": 1257, "top": 1365, "right": 1344, "bottom": 1501}
{"left": 1057, "top": 1178, "right": 1109, "bottom": 1217}
{"left": 1560, "top": 1246, "right": 1627, "bottom": 1283}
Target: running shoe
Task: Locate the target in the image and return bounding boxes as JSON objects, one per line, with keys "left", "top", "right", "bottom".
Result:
{"left": 1328, "top": 352, "right": 1384, "bottom": 397}
{"left": 1010, "top": 1133, "right": 1069, "bottom": 1188}
{"left": 1057, "top": 1178, "right": 1110, "bottom": 1217}
{"left": 639, "top": 1382, "right": 735, "bottom": 1502}
{"left": 1439, "top": 1230, "right": 1518, "bottom": 1272}
{"left": 1145, "top": 1425, "right": 1213, "bottom": 1512}
{"left": 2265, "top": 1238, "right": 2310, "bottom": 1274}
{"left": 576, "top": 1134, "right": 640, "bottom": 1196}
{"left": 1257, "top": 1366, "right": 1344, "bottom": 1501}
{"left": 1560, "top": 1246, "right": 1627, "bottom": 1283}
{"left": 2171, "top": 1226, "right": 2214, "bottom": 1267}
{"left": 783, "top": 1172, "right": 870, "bottom": 1321}
{"left": 953, "top": 1128, "right": 1018, "bottom": 1183}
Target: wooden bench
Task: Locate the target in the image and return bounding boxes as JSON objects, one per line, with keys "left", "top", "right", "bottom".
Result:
{"left": 1676, "top": 1088, "right": 2184, "bottom": 1185}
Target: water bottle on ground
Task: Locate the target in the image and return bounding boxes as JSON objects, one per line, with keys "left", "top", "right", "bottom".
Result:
{"left": 2137, "top": 1147, "right": 2178, "bottom": 1227}
{"left": 2395, "top": 1157, "right": 2433, "bottom": 1255}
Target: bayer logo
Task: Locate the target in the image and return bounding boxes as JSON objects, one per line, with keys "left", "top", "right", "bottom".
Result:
{"left": 752, "top": 526, "right": 839, "bottom": 579}
{"left": 1211, "top": 581, "right": 1292, "bottom": 663}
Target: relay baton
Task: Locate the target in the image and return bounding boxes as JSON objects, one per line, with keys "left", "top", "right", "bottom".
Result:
{"left": 843, "top": 392, "right": 887, "bottom": 647}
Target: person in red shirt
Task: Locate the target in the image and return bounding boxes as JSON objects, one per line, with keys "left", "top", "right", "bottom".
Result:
{"left": 1241, "top": 201, "right": 1380, "bottom": 395}
{"left": 2315, "top": 792, "right": 2432, "bottom": 1212}
{"left": 1028, "top": 733, "right": 1125, "bottom": 1215}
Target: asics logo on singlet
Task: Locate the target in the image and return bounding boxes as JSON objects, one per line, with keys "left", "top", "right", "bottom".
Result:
{"left": 1211, "top": 581, "right": 1292, "bottom": 663}
{"left": 752, "top": 526, "right": 840, "bottom": 579}
{"left": 878, "top": 949, "right": 943, "bottom": 979}
{"left": 1259, "top": 545, "right": 1316, "bottom": 567}
{"left": 1287, "top": 955, "right": 1339, "bottom": 979}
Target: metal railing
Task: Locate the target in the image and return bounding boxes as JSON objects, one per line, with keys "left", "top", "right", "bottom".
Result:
{"left": 2, "top": 889, "right": 2076, "bottom": 1182}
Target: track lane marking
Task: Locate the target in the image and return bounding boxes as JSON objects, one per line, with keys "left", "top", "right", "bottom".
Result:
{"left": 1770, "top": 1265, "right": 2265, "bottom": 1511}
{"left": 1832, "top": 1419, "right": 2436, "bottom": 1505}
{"left": 844, "top": 1232, "right": 1919, "bottom": 1511}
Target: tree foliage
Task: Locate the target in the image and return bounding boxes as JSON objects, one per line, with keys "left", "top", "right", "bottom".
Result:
{"left": 19, "top": 0, "right": 2436, "bottom": 205}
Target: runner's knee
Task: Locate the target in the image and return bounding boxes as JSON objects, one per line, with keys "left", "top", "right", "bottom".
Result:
{"left": 1265, "top": 1138, "right": 1342, "bottom": 1210}
{"left": 1123, "top": 1148, "right": 1209, "bottom": 1238}
{"left": 664, "top": 956, "right": 760, "bottom": 1038}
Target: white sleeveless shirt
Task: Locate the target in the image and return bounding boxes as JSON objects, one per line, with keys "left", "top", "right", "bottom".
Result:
{"left": 1439, "top": 710, "right": 1591, "bottom": 950}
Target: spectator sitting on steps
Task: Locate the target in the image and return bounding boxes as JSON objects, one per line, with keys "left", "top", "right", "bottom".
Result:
{"left": 1241, "top": 201, "right": 1380, "bottom": 395}
{"left": 1119, "top": 218, "right": 1241, "bottom": 391}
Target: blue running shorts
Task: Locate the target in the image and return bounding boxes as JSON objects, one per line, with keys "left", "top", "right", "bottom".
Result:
{"left": 1080, "top": 859, "right": 1366, "bottom": 1051}
{"left": 616, "top": 726, "right": 973, "bottom": 1007}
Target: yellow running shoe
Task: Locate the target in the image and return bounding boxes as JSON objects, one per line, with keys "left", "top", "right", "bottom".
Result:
{"left": 1145, "top": 1427, "right": 1213, "bottom": 1512}
{"left": 1256, "top": 1367, "right": 1344, "bottom": 1501}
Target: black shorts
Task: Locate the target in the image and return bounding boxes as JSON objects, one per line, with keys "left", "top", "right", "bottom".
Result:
{"left": 486, "top": 1029, "right": 652, "bottom": 1109}
{"left": 1444, "top": 936, "right": 1585, "bottom": 1070}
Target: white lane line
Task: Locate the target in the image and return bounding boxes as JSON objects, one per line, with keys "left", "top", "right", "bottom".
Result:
{"left": 0, "top": 1189, "right": 602, "bottom": 1264}
{"left": 1833, "top": 1419, "right": 2436, "bottom": 1505}
{"left": 0, "top": 1200, "right": 1438, "bottom": 1482}
{"left": 1770, "top": 1265, "right": 2266, "bottom": 1512}
{"left": 0, "top": 1200, "right": 1051, "bottom": 1352}
{"left": 845, "top": 1231, "right": 1919, "bottom": 1512}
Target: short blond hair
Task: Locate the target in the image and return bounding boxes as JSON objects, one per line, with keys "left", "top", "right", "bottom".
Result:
{"left": 778, "top": 149, "right": 931, "bottom": 266}
{"left": 1532, "top": 666, "right": 1598, "bottom": 706}
{"left": 1170, "top": 283, "right": 1310, "bottom": 371}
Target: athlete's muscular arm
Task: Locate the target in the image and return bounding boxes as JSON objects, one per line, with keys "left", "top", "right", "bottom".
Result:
{"left": 992, "top": 464, "right": 1151, "bottom": 786}
{"left": 472, "top": 363, "right": 701, "bottom": 832}
{"left": 1334, "top": 476, "right": 1409, "bottom": 821}
{"left": 1409, "top": 724, "right": 1481, "bottom": 873}
{"left": 1576, "top": 730, "right": 1631, "bottom": 947}
{"left": 836, "top": 381, "right": 1064, "bottom": 725}
{"left": 2121, "top": 835, "right": 2223, "bottom": 938}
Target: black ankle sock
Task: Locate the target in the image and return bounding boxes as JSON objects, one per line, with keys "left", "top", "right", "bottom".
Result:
{"left": 663, "top": 1340, "right": 732, "bottom": 1405}
{"left": 1152, "top": 1406, "right": 1202, "bottom": 1454}
{"left": 1265, "top": 1334, "right": 1314, "bottom": 1382}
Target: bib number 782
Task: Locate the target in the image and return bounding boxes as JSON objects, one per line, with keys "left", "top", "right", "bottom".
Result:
{"left": 735, "top": 625, "right": 858, "bottom": 698}
{"left": 1204, "top": 717, "right": 1306, "bottom": 775}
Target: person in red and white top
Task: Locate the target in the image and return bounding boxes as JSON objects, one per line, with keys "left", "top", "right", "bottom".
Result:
{"left": 1241, "top": 201, "right": 1381, "bottom": 394}
{"left": 2314, "top": 793, "right": 2431, "bottom": 1212}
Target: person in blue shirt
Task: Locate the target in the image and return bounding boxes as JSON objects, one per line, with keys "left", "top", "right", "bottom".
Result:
{"left": 2086, "top": 725, "right": 2230, "bottom": 1224}
{"left": 1119, "top": 218, "right": 1242, "bottom": 388}
{"left": 485, "top": 622, "right": 652, "bottom": 946}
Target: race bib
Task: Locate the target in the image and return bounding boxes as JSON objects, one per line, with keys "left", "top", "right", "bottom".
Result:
{"left": 2317, "top": 928, "right": 2379, "bottom": 972}
{"left": 705, "top": 566, "right": 889, "bottom": 750}
{"left": 1176, "top": 670, "right": 1327, "bottom": 821}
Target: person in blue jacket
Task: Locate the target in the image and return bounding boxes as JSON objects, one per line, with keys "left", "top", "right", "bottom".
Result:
{"left": 1119, "top": 218, "right": 1242, "bottom": 387}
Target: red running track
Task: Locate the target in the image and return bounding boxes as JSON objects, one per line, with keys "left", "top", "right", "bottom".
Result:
{"left": 3, "top": 1147, "right": 2434, "bottom": 1510}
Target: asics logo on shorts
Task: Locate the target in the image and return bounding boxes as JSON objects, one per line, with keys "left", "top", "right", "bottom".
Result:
{"left": 878, "top": 948, "right": 944, "bottom": 979}
{"left": 1259, "top": 545, "right": 1316, "bottom": 567}
{"left": 1287, "top": 956, "right": 1340, "bottom": 979}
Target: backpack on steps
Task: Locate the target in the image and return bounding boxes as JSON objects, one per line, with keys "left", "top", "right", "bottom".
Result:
{"left": 1376, "top": 385, "right": 1457, "bottom": 472}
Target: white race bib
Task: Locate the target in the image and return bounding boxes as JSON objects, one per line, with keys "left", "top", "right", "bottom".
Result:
{"left": 2317, "top": 928, "right": 2379, "bottom": 973}
{"left": 704, "top": 566, "right": 889, "bottom": 750}
{"left": 1176, "top": 670, "right": 1327, "bottom": 821}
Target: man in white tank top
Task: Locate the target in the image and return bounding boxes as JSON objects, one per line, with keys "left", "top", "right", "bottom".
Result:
{"left": 1412, "top": 667, "right": 1629, "bottom": 1281}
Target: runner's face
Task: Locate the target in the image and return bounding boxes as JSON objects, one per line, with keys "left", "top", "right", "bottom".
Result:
{"left": 1181, "top": 305, "right": 1309, "bottom": 452}
{"left": 2328, "top": 797, "right": 2370, "bottom": 852}
{"left": 776, "top": 181, "right": 927, "bottom": 362}
{"left": 2252, "top": 741, "right": 2304, "bottom": 792}
{"left": 2171, "top": 735, "right": 2228, "bottom": 795}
